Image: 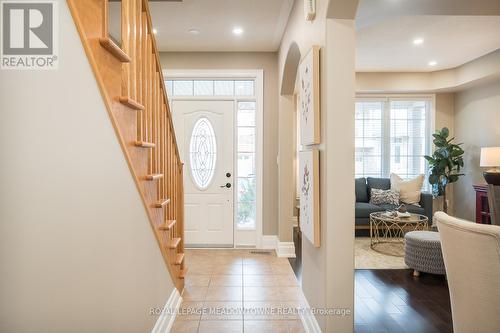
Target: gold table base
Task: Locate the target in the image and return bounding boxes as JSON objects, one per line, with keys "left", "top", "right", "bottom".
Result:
{"left": 370, "top": 212, "right": 429, "bottom": 257}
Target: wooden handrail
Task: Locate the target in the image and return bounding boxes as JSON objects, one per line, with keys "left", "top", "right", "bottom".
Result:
{"left": 67, "top": 0, "right": 185, "bottom": 292}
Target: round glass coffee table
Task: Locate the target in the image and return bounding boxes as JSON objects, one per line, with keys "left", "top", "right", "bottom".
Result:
{"left": 369, "top": 211, "right": 429, "bottom": 257}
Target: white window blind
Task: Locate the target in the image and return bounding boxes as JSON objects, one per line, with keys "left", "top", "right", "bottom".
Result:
{"left": 355, "top": 97, "right": 432, "bottom": 183}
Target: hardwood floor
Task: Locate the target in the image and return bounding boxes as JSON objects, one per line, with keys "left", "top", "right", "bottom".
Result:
{"left": 290, "top": 227, "right": 453, "bottom": 333}
{"left": 288, "top": 227, "right": 302, "bottom": 283}
{"left": 355, "top": 270, "right": 453, "bottom": 333}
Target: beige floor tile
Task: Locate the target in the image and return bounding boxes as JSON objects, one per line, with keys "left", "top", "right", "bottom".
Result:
{"left": 177, "top": 301, "right": 203, "bottom": 321}
{"left": 198, "top": 320, "right": 243, "bottom": 333}
{"left": 214, "top": 256, "right": 243, "bottom": 265}
{"left": 183, "top": 286, "right": 208, "bottom": 301}
{"left": 278, "top": 287, "right": 304, "bottom": 301}
{"left": 170, "top": 319, "right": 199, "bottom": 333}
{"left": 243, "top": 256, "right": 278, "bottom": 266}
{"left": 279, "top": 301, "right": 306, "bottom": 320}
{"left": 210, "top": 274, "right": 243, "bottom": 286}
{"left": 214, "top": 264, "right": 243, "bottom": 275}
{"left": 243, "top": 301, "right": 288, "bottom": 320}
{"left": 188, "top": 264, "right": 213, "bottom": 275}
{"left": 244, "top": 320, "right": 289, "bottom": 333}
{"left": 272, "top": 264, "right": 295, "bottom": 275}
{"left": 243, "top": 264, "right": 274, "bottom": 275}
{"left": 205, "top": 286, "right": 243, "bottom": 301}
{"left": 201, "top": 301, "right": 243, "bottom": 320}
{"left": 287, "top": 319, "right": 307, "bottom": 333}
{"left": 244, "top": 286, "right": 281, "bottom": 301}
{"left": 243, "top": 274, "right": 276, "bottom": 287}
{"left": 273, "top": 274, "right": 299, "bottom": 286}
{"left": 185, "top": 275, "right": 211, "bottom": 287}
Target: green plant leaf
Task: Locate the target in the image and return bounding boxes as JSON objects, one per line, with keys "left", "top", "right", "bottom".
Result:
{"left": 426, "top": 127, "right": 465, "bottom": 189}
{"left": 429, "top": 174, "right": 439, "bottom": 184}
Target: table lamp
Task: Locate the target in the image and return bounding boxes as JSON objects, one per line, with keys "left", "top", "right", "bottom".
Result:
{"left": 480, "top": 147, "right": 500, "bottom": 185}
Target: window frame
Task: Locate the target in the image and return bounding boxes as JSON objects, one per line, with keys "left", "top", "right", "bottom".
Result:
{"left": 355, "top": 94, "right": 435, "bottom": 187}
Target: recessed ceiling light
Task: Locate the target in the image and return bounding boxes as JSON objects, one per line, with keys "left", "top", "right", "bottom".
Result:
{"left": 413, "top": 38, "right": 424, "bottom": 45}
{"left": 188, "top": 28, "right": 200, "bottom": 35}
{"left": 428, "top": 60, "right": 437, "bottom": 66}
{"left": 152, "top": 28, "right": 158, "bottom": 35}
{"left": 232, "top": 27, "right": 244, "bottom": 35}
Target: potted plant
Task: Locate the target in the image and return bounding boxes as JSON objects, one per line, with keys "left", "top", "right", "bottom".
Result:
{"left": 424, "top": 127, "right": 465, "bottom": 213}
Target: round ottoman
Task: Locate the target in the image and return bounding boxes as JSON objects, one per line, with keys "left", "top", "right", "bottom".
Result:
{"left": 404, "top": 231, "right": 446, "bottom": 276}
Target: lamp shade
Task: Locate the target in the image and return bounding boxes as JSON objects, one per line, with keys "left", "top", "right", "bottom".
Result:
{"left": 480, "top": 147, "right": 500, "bottom": 167}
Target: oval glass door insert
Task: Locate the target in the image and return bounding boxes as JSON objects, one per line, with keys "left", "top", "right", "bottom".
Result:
{"left": 189, "top": 117, "right": 217, "bottom": 189}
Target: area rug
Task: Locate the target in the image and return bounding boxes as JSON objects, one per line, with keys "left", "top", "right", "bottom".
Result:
{"left": 355, "top": 237, "right": 408, "bottom": 269}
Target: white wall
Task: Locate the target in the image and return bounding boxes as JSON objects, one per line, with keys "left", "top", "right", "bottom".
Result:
{"left": 0, "top": 2, "right": 174, "bottom": 332}
{"left": 454, "top": 80, "right": 500, "bottom": 221}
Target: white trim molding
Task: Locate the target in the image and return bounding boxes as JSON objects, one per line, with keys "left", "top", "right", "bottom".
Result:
{"left": 277, "top": 241, "right": 296, "bottom": 258}
{"left": 151, "top": 288, "right": 182, "bottom": 333}
{"left": 261, "top": 235, "right": 296, "bottom": 258}
{"left": 299, "top": 297, "right": 322, "bottom": 333}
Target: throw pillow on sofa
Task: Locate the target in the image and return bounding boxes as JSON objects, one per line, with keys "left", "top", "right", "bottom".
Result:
{"left": 370, "top": 188, "right": 400, "bottom": 205}
{"left": 390, "top": 173, "right": 424, "bottom": 205}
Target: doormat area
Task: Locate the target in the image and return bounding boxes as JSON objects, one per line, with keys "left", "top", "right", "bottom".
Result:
{"left": 355, "top": 238, "right": 408, "bottom": 269}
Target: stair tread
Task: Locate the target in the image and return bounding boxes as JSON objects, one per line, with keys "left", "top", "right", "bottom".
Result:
{"left": 159, "top": 219, "right": 176, "bottom": 230}
{"left": 179, "top": 268, "right": 188, "bottom": 279}
{"left": 146, "top": 173, "right": 163, "bottom": 180}
{"left": 135, "top": 141, "right": 155, "bottom": 148}
{"left": 154, "top": 198, "right": 170, "bottom": 208}
{"left": 167, "top": 237, "right": 181, "bottom": 249}
{"left": 119, "top": 96, "right": 144, "bottom": 110}
{"left": 175, "top": 253, "right": 185, "bottom": 265}
{"left": 98, "top": 37, "right": 130, "bottom": 63}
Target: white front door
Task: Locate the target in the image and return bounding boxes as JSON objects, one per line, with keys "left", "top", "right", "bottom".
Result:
{"left": 172, "top": 100, "right": 234, "bottom": 247}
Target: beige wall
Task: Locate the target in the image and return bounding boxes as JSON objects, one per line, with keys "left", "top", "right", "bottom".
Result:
{"left": 356, "top": 49, "right": 500, "bottom": 94}
{"left": 159, "top": 52, "right": 279, "bottom": 236}
{"left": 435, "top": 93, "right": 456, "bottom": 214}
{"left": 0, "top": 2, "right": 173, "bottom": 332}
{"left": 454, "top": 80, "right": 500, "bottom": 221}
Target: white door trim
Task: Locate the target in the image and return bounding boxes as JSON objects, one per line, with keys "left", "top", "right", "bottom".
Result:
{"left": 163, "top": 69, "right": 264, "bottom": 248}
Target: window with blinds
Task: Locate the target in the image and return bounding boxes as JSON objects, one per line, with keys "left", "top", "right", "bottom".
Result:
{"left": 355, "top": 97, "right": 432, "bottom": 183}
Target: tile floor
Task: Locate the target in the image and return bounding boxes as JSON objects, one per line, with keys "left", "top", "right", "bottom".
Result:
{"left": 171, "top": 249, "right": 306, "bottom": 333}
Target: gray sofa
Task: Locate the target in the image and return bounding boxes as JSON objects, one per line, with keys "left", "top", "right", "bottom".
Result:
{"left": 355, "top": 177, "right": 433, "bottom": 235}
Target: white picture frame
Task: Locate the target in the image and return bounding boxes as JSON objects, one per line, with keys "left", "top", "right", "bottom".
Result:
{"left": 299, "top": 149, "right": 320, "bottom": 247}
{"left": 299, "top": 45, "right": 320, "bottom": 146}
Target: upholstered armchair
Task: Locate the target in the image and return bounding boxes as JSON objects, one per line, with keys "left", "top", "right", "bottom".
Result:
{"left": 435, "top": 212, "right": 500, "bottom": 333}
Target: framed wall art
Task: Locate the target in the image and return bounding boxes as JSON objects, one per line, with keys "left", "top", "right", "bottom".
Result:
{"left": 299, "top": 149, "right": 320, "bottom": 247}
{"left": 299, "top": 45, "right": 320, "bottom": 146}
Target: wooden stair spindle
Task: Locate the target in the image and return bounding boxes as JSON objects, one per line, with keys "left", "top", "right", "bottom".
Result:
{"left": 67, "top": 0, "right": 186, "bottom": 292}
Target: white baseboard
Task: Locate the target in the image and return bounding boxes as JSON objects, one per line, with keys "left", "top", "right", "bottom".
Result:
{"left": 151, "top": 288, "right": 182, "bottom": 333}
{"left": 261, "top": 235, "right": 296, "bottom": 258}
{"left": 277, "top": 241, "right": 296, "bottom": 258}
{"left": 300, "top": 297, "right": 322, "bottom": 333}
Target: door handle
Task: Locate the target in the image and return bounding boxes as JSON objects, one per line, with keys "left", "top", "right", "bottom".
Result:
{"left": 220, "top": 183, "right": 232, "bottom": 188}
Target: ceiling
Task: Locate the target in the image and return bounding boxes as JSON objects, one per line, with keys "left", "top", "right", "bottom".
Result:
{"left": 148, "top": 0, "right": 294, "bottom": 52}
{"left": 356, "top": 15, "right": 500, "bottom": 72}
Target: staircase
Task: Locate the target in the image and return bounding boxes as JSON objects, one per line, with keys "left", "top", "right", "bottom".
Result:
{"left": 67, "top": 0, "right": 185, "bottom": 291}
